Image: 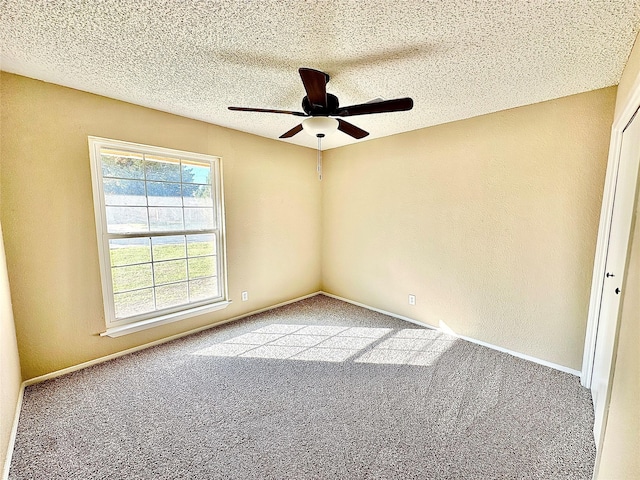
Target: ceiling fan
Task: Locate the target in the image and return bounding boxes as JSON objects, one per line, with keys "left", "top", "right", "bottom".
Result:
{"left": 228, "top": 68, "right": 414, "bottom": 140}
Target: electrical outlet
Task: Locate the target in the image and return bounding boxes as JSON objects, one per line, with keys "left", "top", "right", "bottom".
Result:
{"left": 408, "top": 294, "right": 416, "bottom": 306}
{"left": 241, "top": 291, "right": 248, "bottom": 301}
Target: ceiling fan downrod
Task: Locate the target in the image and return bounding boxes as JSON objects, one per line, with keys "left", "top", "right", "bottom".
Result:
{"left": 317, "top": 133, "right": 324, "bottom": 181}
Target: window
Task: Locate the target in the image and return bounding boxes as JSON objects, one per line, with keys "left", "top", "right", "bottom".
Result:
{"left": 88, "top": 137, "right": 229, "bottom": 337}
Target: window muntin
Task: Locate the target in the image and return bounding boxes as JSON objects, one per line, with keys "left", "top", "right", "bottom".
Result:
{"left": 89, "top": 138, "right": 228, "bottom": 331}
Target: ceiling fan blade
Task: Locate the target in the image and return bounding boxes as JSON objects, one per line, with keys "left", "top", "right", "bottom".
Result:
{"left": 228, "top": 106, "right": 306, "bottom": 117}
{"left": 299, "top": 68, "right": 329, "bottom": 108}
{"left": 279, "top": 124, "right": 304, "bottom": 138}
{"left": 335, "top": 97, "right": 413, "bottom": 117}
{"left": 337, "top": 119, "right": 369, "bottom": 139}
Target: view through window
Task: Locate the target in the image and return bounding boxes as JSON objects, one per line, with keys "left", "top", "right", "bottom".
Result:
{"left": 89, "top": 138, "right": 228, "bottom": 334}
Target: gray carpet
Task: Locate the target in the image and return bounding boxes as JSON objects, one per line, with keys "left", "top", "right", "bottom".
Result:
{"left": 9, "top": 294, "right": 595, "bottom": 479}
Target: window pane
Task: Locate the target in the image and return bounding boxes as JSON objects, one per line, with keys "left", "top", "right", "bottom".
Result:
{"left": 147, "top": 181, "right": 182, "bottom": 207}
{"left": 189, "top": 276, "right": 218, "bottom": 302}
{"left": 184, "top": 208, "right": 214, "bottom": 230}
{"left": 91, "top": 139, "right": 226, "bottom": 325}
{"left": 109, "top": 238, "right": 151, "bottom": 267}
{"left": 152, "top": 235, "right": 186, "bottom": 261}
{"left": 103, "top": 179, "right": 146, "bottom": 206}
{"left": 114, "top": 288, "right": 155, "bottom": 319}
{"left": 106, "top": 206, "right": 149, "bottom": 233}
{"left": 101, "top": 150, "right": 144, "bottom": 179}
{"left": 188, "top": 256, "right": 216, "bottom": 279}
{"left": 145, "top": 156, "right": 181, "bottom": 182}
{"left": 153, "top": 259, "right": 187, "bottom": 285}
{"left": 156, "top": 282, "right": 189, "bottom": 309}
{"left": 111, "top": 263, "right": 153, "bottom": 293}
{"left": 182, "top": 184, "right": 213, "bottom": 207}
{"left": 149, "top": 207, "right": 184, "bottom": 232}
{"left": 187, "top": 234, "right": 216, "bottom": 257}
{"left": 182, "top": 160, "right": 211, "bottom": 184}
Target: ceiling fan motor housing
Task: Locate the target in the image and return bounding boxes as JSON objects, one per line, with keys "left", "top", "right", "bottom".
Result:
{"left": 303, "top": 93, "right": 339, "bottom": 116}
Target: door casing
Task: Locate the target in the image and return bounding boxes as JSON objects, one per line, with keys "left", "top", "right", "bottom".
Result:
{"left": 582, "top": 77, "right": 640, "bottom": 449}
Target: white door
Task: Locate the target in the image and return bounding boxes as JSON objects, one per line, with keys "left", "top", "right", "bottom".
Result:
{"left": 591, "top": 108, "right": 640, "bottom": 444}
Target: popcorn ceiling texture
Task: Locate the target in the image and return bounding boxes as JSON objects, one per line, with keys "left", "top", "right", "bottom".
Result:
{"left": 1, "top": 0, "right": 639, "bottom": 150}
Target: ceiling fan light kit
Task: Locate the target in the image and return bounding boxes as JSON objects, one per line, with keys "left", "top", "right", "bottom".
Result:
{"left": 301, "top": 116, "right": 339, "bottom": 137}
{"left": 229, "top": 67, "right": 413, "bottom": 179}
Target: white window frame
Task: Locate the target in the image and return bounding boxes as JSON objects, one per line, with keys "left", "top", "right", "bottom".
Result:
{"left": 88, "top": 137, "right": 229, "bottom": 337}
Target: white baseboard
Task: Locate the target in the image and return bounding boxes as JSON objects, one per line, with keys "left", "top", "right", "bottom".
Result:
{"left": 320, "top": 291, "right": 581, "bottom": 377}
{"left": 24, "top": 291, "right": 323, "bottom": 386}
{"left": 22, "top": 289, "right": 579, "bottom": 385}
{"left": 2, "top": 383, "right": 24, "bottom": 480}
{"left": 321, "top": 292, "right": 435, "bottom": 329}
{"left": 448, "top": 331, "right": 581, "bottom": 376}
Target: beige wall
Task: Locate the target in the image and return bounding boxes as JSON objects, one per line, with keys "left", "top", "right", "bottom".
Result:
{"left": 595, "top": 32, "right": 640, "bottom": 480}
{"left": 0, "top": 74, "right": 23, "bottom": 474}
{"left": 322, "top": 87, "right": 616, "bottom": 370}
{"left": 0, "top": 72, "right": 321, "bottom": 380}
{"left": 0, "top": 221, "right": 22, "bottom": 475}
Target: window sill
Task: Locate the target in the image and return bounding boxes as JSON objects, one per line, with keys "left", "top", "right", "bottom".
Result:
{"left": 100, "top": 300, "right": 231, "bottom": 338}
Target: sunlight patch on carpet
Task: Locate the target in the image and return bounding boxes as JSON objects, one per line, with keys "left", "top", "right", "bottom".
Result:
{"left": 192, "top": 324, "right": 455, "bottom": 365}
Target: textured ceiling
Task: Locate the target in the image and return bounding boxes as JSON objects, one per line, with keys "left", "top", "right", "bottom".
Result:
{"left": 1, "top": 1, "right": 640, "bottom": 150}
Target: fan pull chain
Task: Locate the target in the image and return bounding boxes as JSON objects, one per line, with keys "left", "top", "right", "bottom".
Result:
{"left": 317, "top": 134, "right": 323, "bottom": 181}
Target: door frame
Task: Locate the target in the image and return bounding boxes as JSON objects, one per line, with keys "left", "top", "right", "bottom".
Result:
{"left": 582, "top": 77, "right": 640, "bottom": 387}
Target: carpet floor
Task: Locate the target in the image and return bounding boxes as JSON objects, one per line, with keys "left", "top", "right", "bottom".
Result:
{"left": 9, "top": 294, "right": 595, "bottom": 479}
